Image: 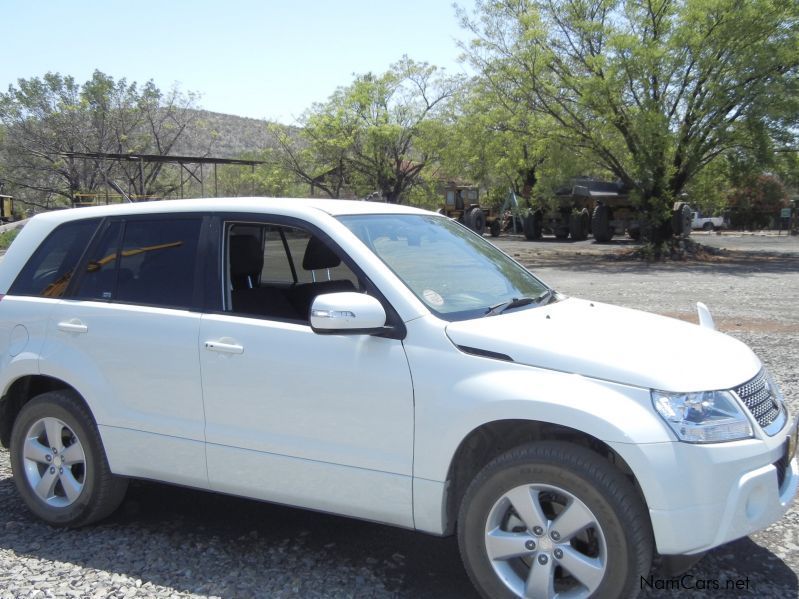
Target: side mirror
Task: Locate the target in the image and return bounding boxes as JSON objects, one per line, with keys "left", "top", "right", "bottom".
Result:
{"left": 310, "top": 292, "right": 387, "bottom": 335}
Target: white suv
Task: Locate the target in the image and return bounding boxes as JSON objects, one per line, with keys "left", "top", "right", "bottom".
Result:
{"left": 0, "top": 198, "right": 795, "bottom": 599}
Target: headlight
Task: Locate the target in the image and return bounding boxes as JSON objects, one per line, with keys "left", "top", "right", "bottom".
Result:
{"left": 652, "top": 389, "right": 753, "bottom": 443}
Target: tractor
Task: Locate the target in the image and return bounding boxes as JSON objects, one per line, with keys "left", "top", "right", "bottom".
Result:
{"left": 440, "top": 184, "right": 501, "bottom": 236}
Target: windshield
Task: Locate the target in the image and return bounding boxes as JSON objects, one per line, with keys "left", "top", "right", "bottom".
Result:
{"left": 338, "top": 214, "right": 550, "bottom": 321}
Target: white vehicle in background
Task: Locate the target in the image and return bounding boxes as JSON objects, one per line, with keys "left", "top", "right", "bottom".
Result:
{"left": 0, "top": 198, "right": 795, "bottom": 599}
{"left": 691, "top": 210, "right": 726, "bottom": 231}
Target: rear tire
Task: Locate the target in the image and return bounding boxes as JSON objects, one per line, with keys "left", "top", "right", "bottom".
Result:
{"left": 10, "top": 390, "right": 128, "bottom": 527}
{"left": 458, "top": 442, "right": 652, "bottom": 599}
{"left": 490, "top": 219, "right": 501, "bottom": 237}
{"left": 671, "top": 202, "right": 692, "bottom": 237}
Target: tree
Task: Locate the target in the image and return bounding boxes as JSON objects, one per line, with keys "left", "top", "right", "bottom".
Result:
{"left": 442, "top": 81, "right": 548, "bottom": 198}
{"left": 113, "top": 81, "right": 207, "bottom": 198}
{"left": 271, "top": 57, "right": 461, "bottom": 203}
{"left": 727, "top": 173, "right": 788, "bottom": 229}
{"left": 0, "top": 71, "right": 205, "bottom": 209}
{"left": 212, "top": 149, "right": 305, "bottom": 198}
{"left": 459, "top": 0, "right": 799, "bottom": 243}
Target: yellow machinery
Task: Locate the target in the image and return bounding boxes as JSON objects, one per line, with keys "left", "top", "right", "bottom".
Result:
{"left": 0, "top": 195, "right": 13, "bottom": 222}
{"left": 441, "top": 184, "right": 500, "bottom": 236}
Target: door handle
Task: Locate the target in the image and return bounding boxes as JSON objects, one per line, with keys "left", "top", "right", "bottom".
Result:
{"left": 204, "top": 340, "right": 244, "bottom": 354}
{"left": 57, "top": 319, "right": 88, "bottom": 334}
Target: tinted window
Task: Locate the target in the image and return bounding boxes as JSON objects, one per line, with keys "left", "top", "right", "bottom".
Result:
{"left": 10, "top": 219, "right": 99, "bottom": 298}
{"left": 74, "top": 218, "right": 201, "bottom": 309}
{"left": 73, "top": 222, "right": 123, "bottom": 301}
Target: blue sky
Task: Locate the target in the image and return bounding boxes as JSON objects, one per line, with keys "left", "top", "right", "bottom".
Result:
{"left": 3, "top": 1, "right": 473, "bottom": 123}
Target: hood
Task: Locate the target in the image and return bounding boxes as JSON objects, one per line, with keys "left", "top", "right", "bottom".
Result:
{"left": 445, "top": 297, "right": 760, "bottom": 392}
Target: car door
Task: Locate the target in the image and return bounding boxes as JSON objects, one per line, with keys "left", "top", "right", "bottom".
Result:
{"left": 41, "top": 216, "right": 209, "bottom": 489}
{"left": 199, "top": 217, "right": 415, "bottom": 527}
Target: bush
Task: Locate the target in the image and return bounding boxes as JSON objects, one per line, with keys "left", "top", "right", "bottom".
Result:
{"left": 0, "top": 228, "right": 20, "bottom": 249}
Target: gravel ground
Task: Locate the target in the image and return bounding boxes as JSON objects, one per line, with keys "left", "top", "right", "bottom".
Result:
{"left": 1, "top": 234, "right": 798, "bottom": 598}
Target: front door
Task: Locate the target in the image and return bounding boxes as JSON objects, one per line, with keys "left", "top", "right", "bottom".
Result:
{"left": 199, "top": 219, "right": 415, "bottom": 526}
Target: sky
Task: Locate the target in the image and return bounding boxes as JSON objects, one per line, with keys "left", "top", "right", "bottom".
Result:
{"left": 2, "top": 0, "right": 474, "bottom": 124}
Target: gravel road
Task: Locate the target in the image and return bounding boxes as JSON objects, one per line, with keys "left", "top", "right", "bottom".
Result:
{"left": 1, "top": 233, "right": 797, "bottom": 598}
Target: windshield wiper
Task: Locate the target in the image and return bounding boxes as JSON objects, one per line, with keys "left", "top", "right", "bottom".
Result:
{"left": 484, "top": 290, "right": 555, "bottom": 317}
{"left": 484, "top": 296, "right": 535, "bottom": 317}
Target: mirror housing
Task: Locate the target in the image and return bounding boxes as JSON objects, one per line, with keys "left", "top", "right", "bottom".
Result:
{"left": 310, "top": 292, "right": 387, "bottom": 335}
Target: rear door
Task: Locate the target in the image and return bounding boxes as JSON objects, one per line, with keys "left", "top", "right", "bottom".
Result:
{"left": 41, "top": 215, "right": 209, "bottom": 488}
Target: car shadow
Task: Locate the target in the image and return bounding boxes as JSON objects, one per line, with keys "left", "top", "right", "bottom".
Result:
{"left": 0, "top": 475, "right": 478, "bottom": 598}
{"left": 641, "top": 537, "right": 798, "bottom": 597}
{"left": 2, "top": 475, "right": 797, "bottom": 597}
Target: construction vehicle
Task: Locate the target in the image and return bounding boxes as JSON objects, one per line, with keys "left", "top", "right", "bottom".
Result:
{"left": 522, "top": 178, "right": 692, "bottom": 241}
{"left": 441, "top": 184, "right": 501, "bottom": 236}
{"left": 520, "top": 178, "right": 615, "bottom": 241}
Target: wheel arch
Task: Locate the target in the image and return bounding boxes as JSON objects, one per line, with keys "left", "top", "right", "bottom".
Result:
{"left": 441, "top": 419, "right": 648, "bottom": 536}
{"left": 0, "top": 375, "right": 86, "bottom": 448}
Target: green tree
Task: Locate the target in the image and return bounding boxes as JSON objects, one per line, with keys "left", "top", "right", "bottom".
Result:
{"left": 442, "top": 82, "right": 549, "bottom": 198}
{"left": 459, "top": 0, "right": 799, "bottom": 243}
{"left": 728, "top": 174, "right": 788, "bottom": 229}
{"left": 271, "top": 57, "right": 461, "bottom": 203}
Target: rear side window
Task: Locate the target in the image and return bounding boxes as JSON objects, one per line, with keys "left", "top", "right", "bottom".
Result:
{"left": 73, "top": 222, "right": 123, "bottom": 301}
{"left": 9, "top": 219, "right": 100, "bottom": 298}
{"left": 74, "top": 218, "right": 201, "bottom": 309}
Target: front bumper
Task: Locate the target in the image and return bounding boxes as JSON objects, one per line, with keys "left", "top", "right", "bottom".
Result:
{"left": 610, "top": 417, "right": 798, "bottom": 555}
{"left": 651, "top": 455, "right": 797, "bottom": 555}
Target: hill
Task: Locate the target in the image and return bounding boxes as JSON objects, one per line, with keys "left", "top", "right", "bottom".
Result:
{"left": 173, "top": 110, "right": 292, "bottom": 159}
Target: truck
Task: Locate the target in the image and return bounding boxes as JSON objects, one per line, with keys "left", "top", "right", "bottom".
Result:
{"left": 522, "top": 179, "right": 693, "bottom": 241}
{"left": 522, "top": 178, "right": 639, "bottom": 241}
{"left": 691, "top": 210, "right": 726, "bottom": 231}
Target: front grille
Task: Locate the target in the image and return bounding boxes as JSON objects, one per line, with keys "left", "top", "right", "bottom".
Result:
{"left": 735, "top": 370, "right": 780, "bottom": 428}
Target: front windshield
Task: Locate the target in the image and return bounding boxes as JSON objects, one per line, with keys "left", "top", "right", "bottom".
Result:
{"left": 338, "top": 214, "right": 550, "bottom": 321}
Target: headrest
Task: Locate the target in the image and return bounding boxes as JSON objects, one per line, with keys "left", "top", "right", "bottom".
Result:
{"left": 230, "top": 235, "right": 263, "bottom": 276}
{"left": 302, "top": 236, "right": 341, "bottom": 270}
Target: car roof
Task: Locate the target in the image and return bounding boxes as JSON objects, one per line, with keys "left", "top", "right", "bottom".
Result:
{"left": 29, "top": 197, "right": 432, "bottom": 224}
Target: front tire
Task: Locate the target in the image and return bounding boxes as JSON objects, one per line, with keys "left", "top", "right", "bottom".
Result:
{"left": 569, "top": 209, "right": 590, "bottom": 241}
{"left": 10, "top": 390, "right": 128, "bottom": 527}
{"left": 458, "top": 442, "right": 652, "bottom": 599}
